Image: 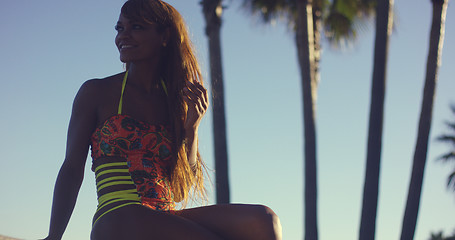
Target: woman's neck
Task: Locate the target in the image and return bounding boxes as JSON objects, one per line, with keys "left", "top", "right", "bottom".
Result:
{"left": 127, "top": 62, "right": 161, "bottom": 93}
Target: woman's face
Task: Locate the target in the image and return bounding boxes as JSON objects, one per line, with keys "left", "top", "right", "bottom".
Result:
{"left": 114, "top": 14, "right": 166, "bottom": 64}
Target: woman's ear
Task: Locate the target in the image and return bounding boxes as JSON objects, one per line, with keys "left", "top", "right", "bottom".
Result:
{"left": 162, "top": 28, "right": 171, "bottom": 46}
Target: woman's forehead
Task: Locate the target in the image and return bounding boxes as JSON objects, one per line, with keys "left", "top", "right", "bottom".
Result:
{"left": 117, "top": 14, "right": 150, "bottom": 25}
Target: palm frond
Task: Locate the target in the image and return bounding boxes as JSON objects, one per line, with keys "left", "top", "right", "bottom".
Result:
{"left": 439, "top": 104, "right": 455, "bottom": 132}
{"left": 436, "top": 104, "right": 455, "bottom": 195}
{"left": 436, "top": 135, "right": 455, "bottom": 144}
{"left": 358, "top": 0, "right": 377, "bottom": 17}
{"left": 241, "top": 0, "right": 296, "bottom": 27}
{"left": 435, "top": 103, "right": 455, "bottom": 160}
{"left": 324, "top": 13, "right": 355, "bottom": 45}
{"left": 447, "top": 170, "right": 455, "bottom": 191}
{"left": 445, "top": 104, "right": 455, "bottom": 130}
{"left": 443, "top": 120, "right": 455, "bottom": 132}
{"left": 430, "top": 231, "right": 444, "bottom": 240}
{"left": 436, "top": 152, "right": 455, "bottom": 163}
{"left": 450, "top": 104, "right": 455, "bottom": 114}
{"left": 314, "top": 0, "right": 331, "bottom": 11}
{"left": 323, "top": 0, "right": 375, "bottom": 48}
{"left": 242, "top": 0, "right": 377, "bottom": 47}
{"left": 324, "top": 0, "right": 355, "bottom": 45}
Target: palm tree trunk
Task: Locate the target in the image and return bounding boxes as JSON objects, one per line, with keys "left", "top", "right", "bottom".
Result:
{"left": 359, "top": 0, "right": 394, "bottom": 239}
{"left": 312, "top": 2, "right": 322, "bottom": 97}
{"left": 400, "top": 0, "right": 448, "bottom": 239}
{"left": 201, "top": 0, "right": 230, "bottom": 204}
{"left": 296, "top": 0, "right": 318, "bottom": 239}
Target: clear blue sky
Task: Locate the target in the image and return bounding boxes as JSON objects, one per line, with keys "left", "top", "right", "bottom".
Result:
{"left": 1, "top": 0, "right": 454, "bottom": 239}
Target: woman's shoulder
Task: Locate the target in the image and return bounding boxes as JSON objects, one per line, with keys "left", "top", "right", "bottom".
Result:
{"left": 81, "top": 72, "right": 125, "bottom": 91}
{"left": 73, "top": 72, "right": 125, "bottom": 105}
{"left": 75, "top": 72, "right": 123, "bottom": 98}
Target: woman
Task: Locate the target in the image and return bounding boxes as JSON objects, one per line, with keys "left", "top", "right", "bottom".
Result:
{"left": 43, "top": 0, "right": 281, "bottom": 239}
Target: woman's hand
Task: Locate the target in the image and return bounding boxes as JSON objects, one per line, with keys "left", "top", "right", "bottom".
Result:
{"left": 182, "top": 80, "right": 209, "bottom": 132}
{"left": 182, "top": 80, "right": 208, "bottom": 167}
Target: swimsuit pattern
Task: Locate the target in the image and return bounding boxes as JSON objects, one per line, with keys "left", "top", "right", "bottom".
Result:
{"left": 91, "top": 114, "right": 176, "bottom": 212}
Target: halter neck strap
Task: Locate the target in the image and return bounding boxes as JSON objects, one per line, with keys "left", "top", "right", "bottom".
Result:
{"left": 161, "top": 79, "right": 168, "bottom": 96}
{"left": 118, "top": 71, "right": 128, "bottom": 115}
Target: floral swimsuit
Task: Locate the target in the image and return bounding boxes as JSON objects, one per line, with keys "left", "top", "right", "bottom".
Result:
{"left": 90, "top": 71, "right": 175, "bottom": 226}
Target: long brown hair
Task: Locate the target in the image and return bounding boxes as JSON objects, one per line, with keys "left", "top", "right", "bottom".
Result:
{"left": 121, "top": 0, "right": 207, "bottom": 204}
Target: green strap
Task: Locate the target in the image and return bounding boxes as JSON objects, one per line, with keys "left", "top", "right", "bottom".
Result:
{"left": 95, "top": 168, "right": 129, "bottom": 179}
{"left": 92, "top": 159, "right": 143, "bottom": 227}
{"left": 98, "top": 196, "right": 139, "bottom": 210}
{"left": 93, "top": 202, "right": 141, "bottom": 227}
{"left": 161, "top": 79, "right": 168, "bottom": 96}
{"left": 98, "top": 189, "right": 140, "bottom": 205}
{"left": 96, "top": 176, "right": 132, "bottom": 188}
{"left": 118, "top": 71, "right": 128, "bottom": 115}
{"left": 97, "top": 181, "right": 137, "bottom": 193}
{"left": 94, "top": 161, "right": 128, "bottom": 173}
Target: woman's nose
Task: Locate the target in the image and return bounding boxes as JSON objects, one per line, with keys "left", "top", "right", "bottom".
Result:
{"left": 117, "top": 28, "right": 132, "bottom": 39}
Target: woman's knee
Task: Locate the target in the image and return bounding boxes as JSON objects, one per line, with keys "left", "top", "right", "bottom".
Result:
{"left": 246, "top": 204, "right": 282, "bottom": 240}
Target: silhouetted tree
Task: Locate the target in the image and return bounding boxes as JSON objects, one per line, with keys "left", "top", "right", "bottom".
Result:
{"left": 400, "top": 0, "right": 449, "bottom": 239}
{"left": 201, "top": 0, "right": 230, "bottom": 204}
{"left": 359, "top": 0, "right": 394, "bottom": 239}
{"left": 430, "top": 231, "right": 444, "bottom": 240}
{"left": 242, "top": 0, "right": 375, "bottom": 239}
{"left": 428, "top": 230, "right": 455, "bottom": 240}
{"left": 436, "top": 104, "right": 455, "bottom": 192}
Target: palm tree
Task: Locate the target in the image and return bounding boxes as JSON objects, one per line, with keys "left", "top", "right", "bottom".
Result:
{"left": 358, "top": 0, "right": 394, "bottom": 239}
{"left": 436, "top": 105, "right": 455, "bottom": 192}
{"left": 399, "top": 0, "right": 449, "bottom": 239}
{"left": 201, "top": 0, "right": 230, "bottom": 204}
{"left": 242, "top": 0, "right": 374, "bottom": 239}
{"left": 295, "top": 1, "right": 318, "bottom": 239}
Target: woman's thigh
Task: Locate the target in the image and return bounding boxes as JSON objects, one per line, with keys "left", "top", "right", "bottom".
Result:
{"left": 176, "top": 204, "right": 282, "bottom": 240}
{"left": 91, "top": 205, "right": 223, "bottom": 240}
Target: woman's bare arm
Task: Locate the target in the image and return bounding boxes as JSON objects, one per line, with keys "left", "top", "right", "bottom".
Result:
{"left": 44, "top": 80, "right": 98, "bottom": 240}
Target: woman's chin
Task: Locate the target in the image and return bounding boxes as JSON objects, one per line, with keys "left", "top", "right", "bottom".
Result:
{"left": 119, "top": 56, "right": 132, "bottom": 63}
